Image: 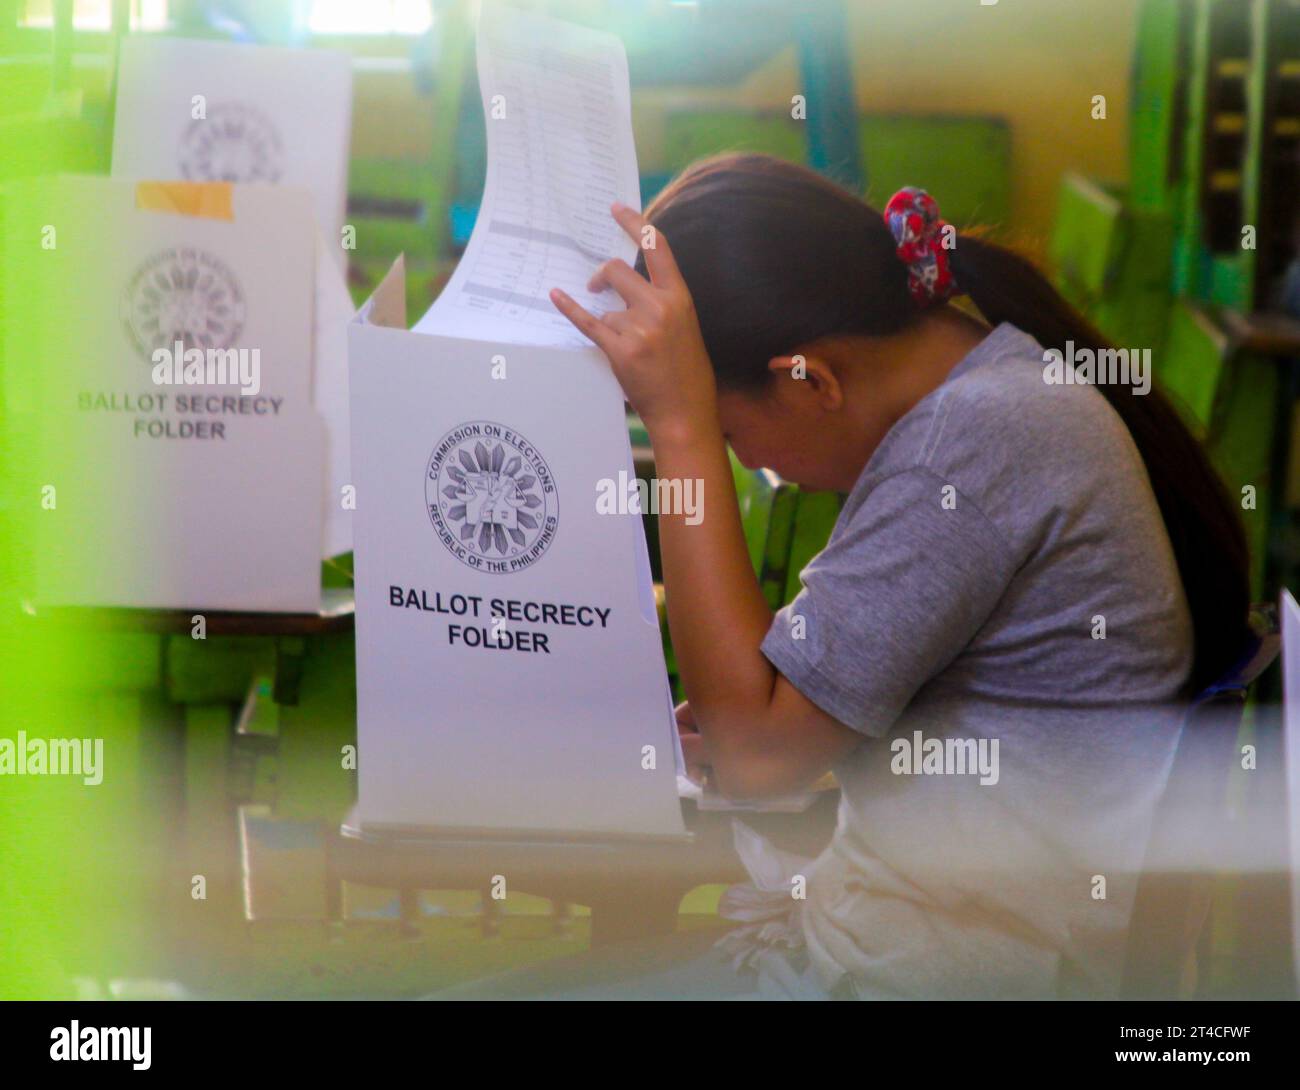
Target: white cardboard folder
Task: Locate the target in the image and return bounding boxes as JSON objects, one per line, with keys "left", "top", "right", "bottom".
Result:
{"left": 112, "top": 35, "right": 353, "bottom": 253}
{"left": 9, "top": 176, "right": 333, "bottom": 612}
{"left": 348, "top": 260, "right": 686, "bottom": 839}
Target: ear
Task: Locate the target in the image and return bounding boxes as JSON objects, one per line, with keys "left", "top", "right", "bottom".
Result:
{"left": 767, "top": 353, "right": 844, "bottom": 411}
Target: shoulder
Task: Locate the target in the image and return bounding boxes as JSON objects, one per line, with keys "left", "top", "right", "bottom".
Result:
{"left": 884, "top": 325, "right": 1130, "bottom": 470}
{"left": 855, "top": 324, "right": 1147, "bottom": 552}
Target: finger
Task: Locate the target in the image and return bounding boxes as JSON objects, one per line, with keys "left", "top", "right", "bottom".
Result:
{"left": 611, "top": 202, "right": 686, "bottom": 290}
{"left": 587, "top": 258, "right": 652, "bottom": 303}
{"left": 549, "top": 288, "right": 621, "bottom": 354}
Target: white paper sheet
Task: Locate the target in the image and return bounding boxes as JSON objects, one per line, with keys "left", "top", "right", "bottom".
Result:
{"left": 414, "top": 2, "right": 641, "bottom": 347}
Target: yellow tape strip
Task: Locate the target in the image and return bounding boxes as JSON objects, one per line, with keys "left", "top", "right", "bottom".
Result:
{"left": 134, "top": 181, "right": 235, "bottom": 221}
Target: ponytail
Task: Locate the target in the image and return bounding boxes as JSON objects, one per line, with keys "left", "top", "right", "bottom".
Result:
{"left": 950, "top": 236, "right": 1250, "bottom": 692}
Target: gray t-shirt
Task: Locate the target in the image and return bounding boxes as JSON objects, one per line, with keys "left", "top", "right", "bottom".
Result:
{"left": 760, "top": 322, "right": 1194, "bottom": 999}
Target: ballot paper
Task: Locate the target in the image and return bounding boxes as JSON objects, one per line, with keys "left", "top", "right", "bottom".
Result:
{"left": 413, "top": 2, "right": 641, "bottom": 347}
{"left": 112, "top": 35, "right": 355, "bottom": 557}
{"left": 7, "top": 177, "right": 327, "bottom": 612}
{"left": 348, "top": 6, "right": 686, "bottom": 838}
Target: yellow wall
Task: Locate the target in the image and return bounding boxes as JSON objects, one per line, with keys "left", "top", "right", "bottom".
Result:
{"left": 633, "top": 0, "right": 1141, "bottom": 254}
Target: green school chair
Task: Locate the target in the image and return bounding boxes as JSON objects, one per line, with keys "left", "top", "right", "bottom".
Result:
{"left": 1050, "top": 173, "right": 1177, "bottom": 355}
{"left": 733, "top": 454, "right": 796, "bottom": 610}
{"left": 1157, "top": 300, "right": 1300, "bottom": 598}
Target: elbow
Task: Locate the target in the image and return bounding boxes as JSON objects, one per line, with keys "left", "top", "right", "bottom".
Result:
{"left": 693, "top": 697, "right": 815, "bottom": 799}
{"left": 710, "top": 751, "right": 801, "bottom": 801}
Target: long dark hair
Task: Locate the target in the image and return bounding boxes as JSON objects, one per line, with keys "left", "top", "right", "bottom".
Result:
{"left": 643, "top": 153, "right": 1249, "bottom": 692}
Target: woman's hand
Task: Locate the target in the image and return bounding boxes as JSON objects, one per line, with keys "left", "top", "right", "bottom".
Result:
{"left": 676, "top": 702, "right": 715, "bottom": 786}
{"left": 674, "top": 700, "right": 697, "bottom": 736}
{"left": 550, "top": 203, "right": 716, "bottom": 437}
{"left": 680, "top": 732, "right": 713, "bottom": 788}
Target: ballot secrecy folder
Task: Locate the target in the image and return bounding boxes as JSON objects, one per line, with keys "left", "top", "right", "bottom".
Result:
{"left": 347, "top": 5, "right": 687, "bottom": 838}
{"left": 5, "top": 176, "right": 330, "bottom": 612}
